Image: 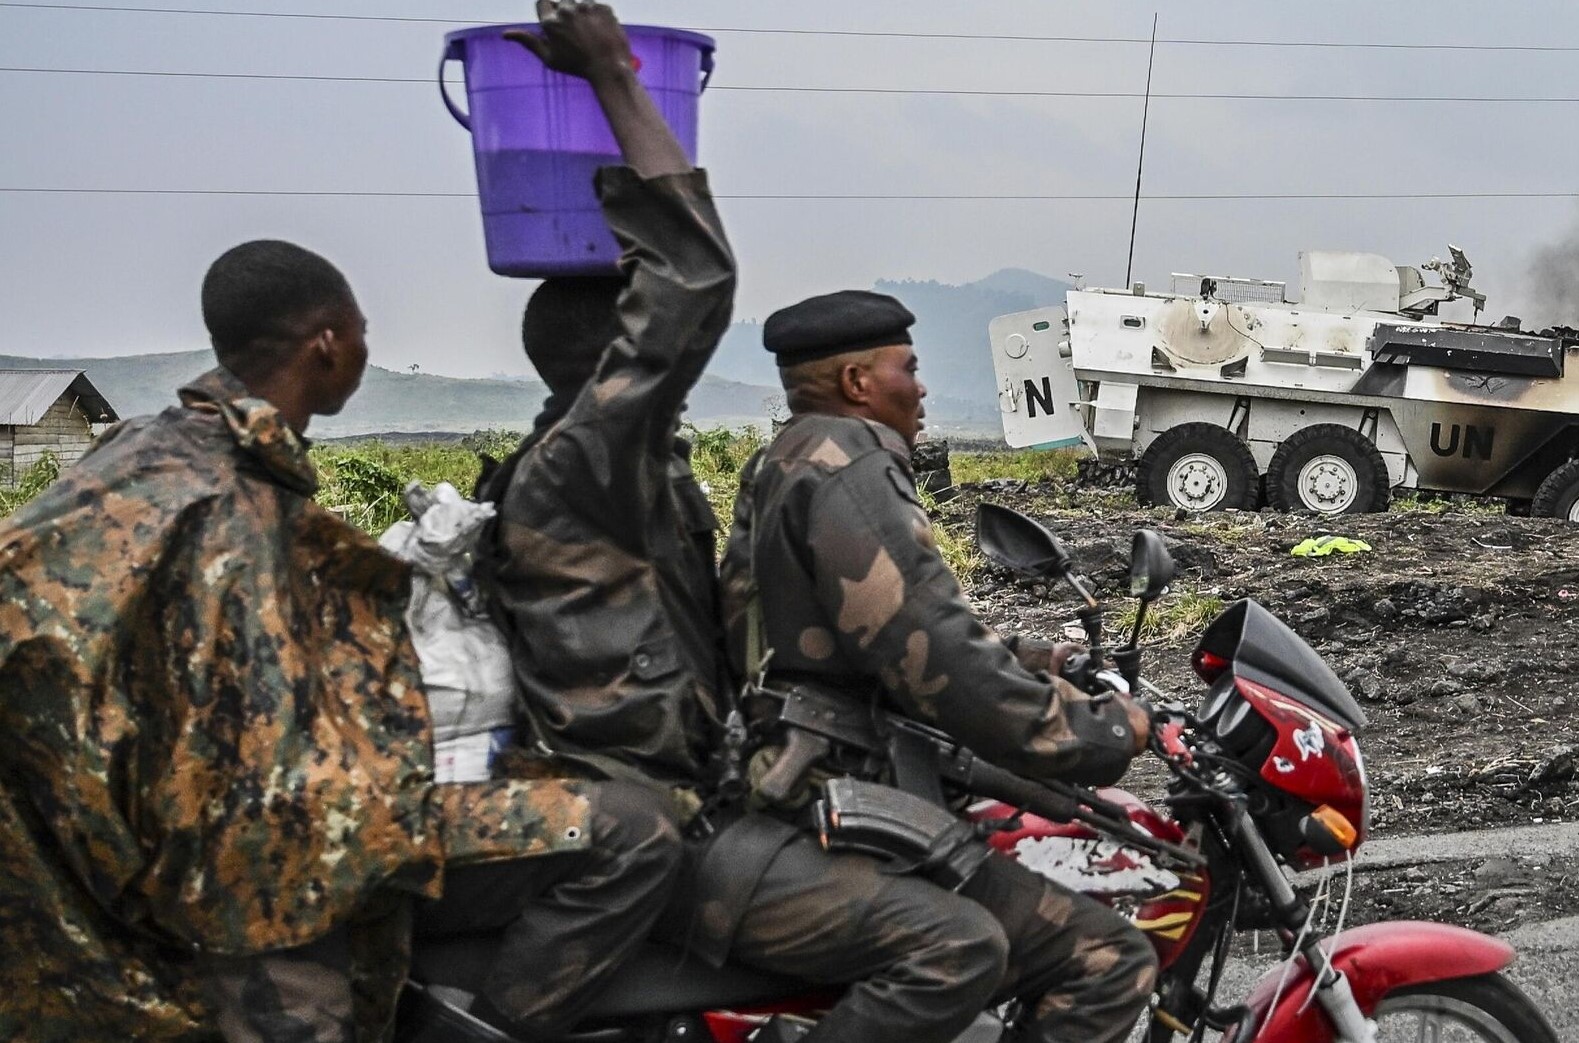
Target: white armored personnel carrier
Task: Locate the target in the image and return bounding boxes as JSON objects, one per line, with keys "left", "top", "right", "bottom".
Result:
{"left": 988, "top": 247, "right": 1579, "bottom": 517}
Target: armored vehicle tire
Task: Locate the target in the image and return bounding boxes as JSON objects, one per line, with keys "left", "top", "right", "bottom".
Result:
{"left": 1532, "top": 459, "right": 1579, "bottom": 521}
{"left": 1136, "top": 423, "right": 1259, "bottom": 512}
{"left": 1266, "top": 425, "right": 1390, "bottom": 515}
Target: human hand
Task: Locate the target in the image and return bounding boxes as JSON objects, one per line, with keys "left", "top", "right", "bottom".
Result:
{"left": 505, "top": 0, "right": 635, "bottom": 85}
{"left": 1009, "top": 636, "right": 1083, "bottom": 678}
{"left": 1116, "top": 694, "right": 1151, "bottom": 753}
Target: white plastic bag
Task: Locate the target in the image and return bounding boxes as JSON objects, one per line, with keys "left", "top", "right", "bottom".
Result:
{"left": 380, "top": 482, "right": 517, "bottom": 781}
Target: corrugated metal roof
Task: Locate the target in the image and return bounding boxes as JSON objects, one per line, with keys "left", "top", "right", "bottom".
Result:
{"left": 0, "top": 370, "right": 119, "bottom": 426}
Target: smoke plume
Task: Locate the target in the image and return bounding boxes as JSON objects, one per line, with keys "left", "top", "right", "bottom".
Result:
{"left": 1520, "top": 215, "right": 1579, "bottom": 331}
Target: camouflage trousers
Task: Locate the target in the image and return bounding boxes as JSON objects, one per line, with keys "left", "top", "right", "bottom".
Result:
{"left": 719, "top": 833, "right": 1157, "bottom": 1043}
{"left": 413, "top": 780, "right": 684, "bottom": 1038}
{"left": 196, "top": 929, "right": 354, "bottom": 1043}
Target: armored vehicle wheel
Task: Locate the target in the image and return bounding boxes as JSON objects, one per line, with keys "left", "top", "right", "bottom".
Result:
{"left": 1532, "top": 459, "right": 1579, "bottom": 521}
{"left": 1266, "top": 425, "right": 1390, "bottom": 514}
{"left": 1136, "top": 423, "right": 1259, "bottom": 512}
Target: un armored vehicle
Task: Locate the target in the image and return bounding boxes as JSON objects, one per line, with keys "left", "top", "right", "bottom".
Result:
{"left": 988, "top": 247, "right": 1579, "bottom": 517}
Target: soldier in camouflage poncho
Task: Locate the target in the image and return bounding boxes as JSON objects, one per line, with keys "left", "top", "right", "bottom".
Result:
{"left": 0, "top": 241, "right": 605, "bottom": 1043}
{"left": 715, "top": 290, "right": 1159, "bottom": 1043}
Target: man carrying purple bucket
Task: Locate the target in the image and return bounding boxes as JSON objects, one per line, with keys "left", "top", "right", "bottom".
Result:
{"left": 416, "top": 1, "right": 735, "bottom": 1038}
{"left": 452, "top": 5, "right": 1151, "bottom": 1043}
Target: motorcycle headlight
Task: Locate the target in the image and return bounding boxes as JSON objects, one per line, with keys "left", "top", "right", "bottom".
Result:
{"left": 1215, "top": 694, "right": 1256, "bottom": 740}
{"left": 1198, "top": 674, "right": 1235, "bottom": 724}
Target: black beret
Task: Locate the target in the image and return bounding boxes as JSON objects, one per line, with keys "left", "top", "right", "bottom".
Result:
{"left": 762, "top": 290, "right": 915, "bottom": 366}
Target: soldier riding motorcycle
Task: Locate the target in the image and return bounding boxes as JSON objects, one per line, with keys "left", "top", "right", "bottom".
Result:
{"left": 397, "top": 504, "right": 1558, "bottom": 1043}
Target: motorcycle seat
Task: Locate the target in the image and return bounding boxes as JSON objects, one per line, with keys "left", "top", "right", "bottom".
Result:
{"left": 410, "top": 937, "right": 814, "bottom": 1017}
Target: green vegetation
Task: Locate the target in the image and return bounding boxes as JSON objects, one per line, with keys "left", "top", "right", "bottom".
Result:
{"left": 1390, "top": 490, "right": 1505, "bottom": 515}
{"left": 0, "top": 437, "right": 1101, "bottom": 594}
{"left": 0, "top": 453, "right": 60, "bottom": 516}
{"left": 951, "top": 447, "right": 1080, "bottom": 486}
{"left": 311, "top": 438, "right": 511, "bottom": 533}
{"left": 918, "top": 488, "right": 981, "bottom": 580}
{"left": 1112, "top": 590, "right": 1225, "bottom": 644}
{"left": 686, "top": 424, "right": 765, "bottom": 524}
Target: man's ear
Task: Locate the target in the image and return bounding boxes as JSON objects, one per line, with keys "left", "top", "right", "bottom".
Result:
{"left": 309, "top": 327, "right": 337, "bottom": 366}
{"left": 838, "top": 361, "right": 870, "bottom": 405}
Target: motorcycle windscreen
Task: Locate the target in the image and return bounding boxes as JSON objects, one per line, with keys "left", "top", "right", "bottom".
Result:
{"left": 1194, "top": 599, "right": 1367, "bottom": 730}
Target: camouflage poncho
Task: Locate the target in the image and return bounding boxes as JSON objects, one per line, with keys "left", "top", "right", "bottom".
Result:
{"left": 0, "top": 368, "right": 590, "bottom": 1041}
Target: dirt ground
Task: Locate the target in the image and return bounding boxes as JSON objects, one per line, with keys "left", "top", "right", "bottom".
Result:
{"left": 937, "top": 478, "right": 1579, "bottom": 926}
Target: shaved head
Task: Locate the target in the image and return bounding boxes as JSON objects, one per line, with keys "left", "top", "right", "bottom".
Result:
{"left": 780, "top": 347, "right": 882, "bottom": 414}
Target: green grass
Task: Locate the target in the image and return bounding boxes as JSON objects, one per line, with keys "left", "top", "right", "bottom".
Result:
{"left": 1112, "top": 590, "right": 1224, "bottom": 644}
{"left": 1390, "top": 490, "right": 1505, "bottom": 515}
{"left": 918, "top": 488, "right": 981, "bottom": 580}
{"left": 311, "top": 439, "right": 499, "bottom": 534}
{"left": 951, "top": 447, "right": 1081, "bottom": 486}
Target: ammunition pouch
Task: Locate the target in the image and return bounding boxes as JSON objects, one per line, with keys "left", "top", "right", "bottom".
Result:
{"left": 813, "top": 777, "right": 992, "bottom": 890}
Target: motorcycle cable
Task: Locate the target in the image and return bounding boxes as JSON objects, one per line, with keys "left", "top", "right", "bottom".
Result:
{"left": 1295, "top": 855, "right": 1358, "bottom": 1018}
{"left": 1190, "top": 875, "right": 1244, "bottom": 1043}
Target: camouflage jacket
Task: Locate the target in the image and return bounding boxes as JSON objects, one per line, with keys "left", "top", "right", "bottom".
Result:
{"left": 480, "top": 167, "right": 737, "bottom": 788}
{"left": 720, "top": 414, "right": 1137, "bottom": 788}
{"left": 0, "top": 368, "right": 590, "bottom": 1042}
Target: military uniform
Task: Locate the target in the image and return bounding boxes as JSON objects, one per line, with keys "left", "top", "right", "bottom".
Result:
{"left": 456, "top": 167, "right": 733, "bottom": 1032}
{"left": 0, "top": 368, "right": 592, "bottom": 1043}
{"left": 716, "top": 411, "right": 1157, "bottom": 1043}
{"left": 479, "top": 166, "right": 736, "bottom": 790}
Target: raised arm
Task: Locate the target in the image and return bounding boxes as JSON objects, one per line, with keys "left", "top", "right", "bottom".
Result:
{"left": 505, "top": 0, "right": 690, "bottom": 178}
{"left": 504, "top": 2, "right": 735, "bottom": 543}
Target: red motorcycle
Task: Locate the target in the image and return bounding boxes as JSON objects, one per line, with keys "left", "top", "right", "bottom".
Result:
{"left": 401, "top": 504, "right": 1556, "bottom": 1043}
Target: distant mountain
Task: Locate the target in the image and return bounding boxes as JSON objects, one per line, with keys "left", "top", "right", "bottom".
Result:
{"left": 0, "top": 350, "right": 541, "bottom": 438}
{"left": 707, "top": 268, "right": 1072, "bottom": 431}
{"left": 969, "top": 268, "right": 1073, "bottom": 301}
{"left": 0, "top": 350, "right": 782, "bottom": 439}
{"left": 0, "top": 268, "right": 1067, "bottom": 439}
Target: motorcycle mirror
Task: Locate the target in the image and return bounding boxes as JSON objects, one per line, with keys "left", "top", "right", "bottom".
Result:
{"left": 1129, "top": 530, "right": 1175, "bottom": 601}
{"left": 975, "top": 502, "right": 1073, "bottom": 580}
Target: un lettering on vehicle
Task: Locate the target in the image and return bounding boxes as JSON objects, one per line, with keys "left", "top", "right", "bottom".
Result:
{"left": 988, "top": 307, "right": 1091, "bottom": 450}
{"left": 1428, "top": 422, "right": 1494, "bottom": 460}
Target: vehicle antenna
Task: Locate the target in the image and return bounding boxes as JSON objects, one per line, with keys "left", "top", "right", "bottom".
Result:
{"left": 1124, "top": 13, "right": 1159, "bottom": 289}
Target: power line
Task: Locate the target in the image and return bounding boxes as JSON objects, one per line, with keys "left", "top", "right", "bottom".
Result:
{"left": 2, "top": 187, "right": 1577, "bottom": 201}
{"left": 3, "top": 3, "right": 1578, "bottom": 53}
{"left": 9, "top": 67, "right": 1579, "bottom": 104}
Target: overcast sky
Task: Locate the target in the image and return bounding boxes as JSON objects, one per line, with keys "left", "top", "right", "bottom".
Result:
{"left": 6, "top": 0, "right": 1579, "bottom": 381}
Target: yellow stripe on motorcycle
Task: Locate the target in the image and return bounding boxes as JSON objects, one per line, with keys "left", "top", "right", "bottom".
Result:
{"left": 1134, "top": 911, "right": 1195, "bottom": 938}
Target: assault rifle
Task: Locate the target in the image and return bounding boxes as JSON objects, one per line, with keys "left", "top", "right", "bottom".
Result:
{"left": 752, "top": 682, "right": 1204, "bottom": 870}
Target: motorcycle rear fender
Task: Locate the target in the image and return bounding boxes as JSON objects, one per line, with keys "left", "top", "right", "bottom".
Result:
{"left": 1226, "top": 921, "right": 1514, "bottom": 1043}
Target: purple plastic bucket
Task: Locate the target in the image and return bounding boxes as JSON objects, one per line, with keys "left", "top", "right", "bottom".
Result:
{"left": 440, "top": 24, "right": 715, "bottom": 278}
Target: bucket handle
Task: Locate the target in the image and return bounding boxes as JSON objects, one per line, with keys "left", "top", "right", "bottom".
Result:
{"left": 438, "top": 38, "right": 469, "bottom": 131}
{"left": 699, "top": 43, "right": 715, "bottom": 92}
{"left": 440, "top": 34, "right": 713, "bottom": 123}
